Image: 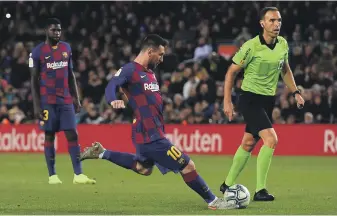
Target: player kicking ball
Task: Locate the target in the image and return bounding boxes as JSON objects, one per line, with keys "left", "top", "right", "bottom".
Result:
{"left": 30, "top": 18, "right": 96, "bottom": 185}
{"left": 219, "top": 7, "right": 305, "bottom": 201}
{"left": 80, "top": 34, "right": 239, "bottom": 210}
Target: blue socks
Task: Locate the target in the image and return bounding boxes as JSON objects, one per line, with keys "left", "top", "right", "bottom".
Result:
{"left": 68, "top": 141, "right": 82, "bottom": 175}
{"left": 44, "top": 140, "right": 56, "bottom": 176}
{"left": 182, "top": 170, "right": 216, "bottom": 204}
{"left": 102, "top": 150, "right": 136, "bottom": 170}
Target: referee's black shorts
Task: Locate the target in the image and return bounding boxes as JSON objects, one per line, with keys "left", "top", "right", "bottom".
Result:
{"left": 236, "top": 90, "right": 275, "bottom": 139}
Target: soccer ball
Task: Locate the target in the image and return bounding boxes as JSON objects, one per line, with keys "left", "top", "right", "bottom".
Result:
{"left": 224, "top": 184, "right": 250, "bottom": 208}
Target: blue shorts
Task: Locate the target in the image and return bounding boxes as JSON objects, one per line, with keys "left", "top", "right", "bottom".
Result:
{"left": 134, "top": 138, "right": 190, "bottom": 175}
{"left": 39, "top": 104, "right": 76, "bottom": 132}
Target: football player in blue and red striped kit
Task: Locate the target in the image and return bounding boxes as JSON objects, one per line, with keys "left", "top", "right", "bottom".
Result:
{"left": 29, "top": 18, "right": 96, "bottom": 185}
{"left": 80, "top": 34, "right": 239, "bottom": 210}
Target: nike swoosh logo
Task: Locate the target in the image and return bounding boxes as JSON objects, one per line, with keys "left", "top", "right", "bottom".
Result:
{"left": 45, "top": 56, "right": 51, "bottom": 59}
{"left": 141, "top": 75, "right": 146, "bottom": 78}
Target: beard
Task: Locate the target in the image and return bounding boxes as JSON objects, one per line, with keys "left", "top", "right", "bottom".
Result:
{"left": 148, "top": 61, "right": 159, "bottom": 70}
{"left": 49, "top": 37, "right": 59, "bottom": 45}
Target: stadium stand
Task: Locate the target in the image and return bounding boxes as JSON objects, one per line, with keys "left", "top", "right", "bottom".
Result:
{"left": 0, "top": 1, "right": 337, "bottom": 125}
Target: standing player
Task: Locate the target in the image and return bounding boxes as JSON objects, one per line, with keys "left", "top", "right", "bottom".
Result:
{"left": 29, "top": 18, "right": 96, "bottom": 185}
{"left": 80, "top": 34, "right": 239, "bottom": 210}
{"left": 219, "top": 7, "right": 305, "bottom": 201}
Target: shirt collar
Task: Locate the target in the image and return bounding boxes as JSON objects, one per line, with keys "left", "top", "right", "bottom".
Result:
{"left": 259, "top": 33, "right": 278, "bottom": 49}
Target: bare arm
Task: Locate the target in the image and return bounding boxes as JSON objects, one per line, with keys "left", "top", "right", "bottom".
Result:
{"left": 281, "top": 62, "right": 305, "bottom": 108}
{"left": 224, "top": 63, "right": 243, "bottom": 103}
{"left": 281, "top": 62, "right": 298, "bottom": 93}
{"left": 30, "top": 67, "right": 41, "bottom": 118}
{"left": 68, "top": 69, "right": 80, "bottom": 104}
{"left": 223, "top": 63, "right": 243, "bottom": 121}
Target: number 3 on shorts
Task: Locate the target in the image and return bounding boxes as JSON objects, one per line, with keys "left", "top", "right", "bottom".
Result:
{"left": 167, "top": 146, "right": 182, "bottom": 160}
{"left": 43, "top": 110, "right": 49, "bottom": 121}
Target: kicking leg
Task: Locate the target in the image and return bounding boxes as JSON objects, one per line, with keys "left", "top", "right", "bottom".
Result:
{"left": 80, "top": 142, "right": 153, "bottom": 176}
{"left": 220, "top": 132, "right": 258, "bottom": 193}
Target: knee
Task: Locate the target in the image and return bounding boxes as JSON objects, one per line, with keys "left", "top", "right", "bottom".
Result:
{"left": 45, "top": 132, "right": 56, "bottom": 142}
{"left": 264, "top": 135, "right": 278, "bottom": 149}
{"left": 241, "top": 140, "right": 257, "bottom": 152}
{"left": 181, "top": 160, "right": 196, "bottom": 174}
{"left": 137, "top": 168, "right": 153, "bottom": 176}
{"left": 64, "top": 130, "right": 78, "bottom": 141}
{"left": 135, "top": 162, "right": 153, "bottom": 176}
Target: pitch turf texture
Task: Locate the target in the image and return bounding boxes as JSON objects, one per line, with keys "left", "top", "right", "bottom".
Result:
{"left": 0, "top": 154, "right": 336, "bottom": 215}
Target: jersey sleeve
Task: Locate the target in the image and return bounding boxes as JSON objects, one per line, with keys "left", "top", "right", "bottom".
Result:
{"left": 112, "top": 65, "right": 134, "bottom": 84}
{"left": 65, "top": 43, "right": 74, "bottom": 69}
{"left": 232, "top": 42, "right": 254, "bottom": 68}
{"left": 69, "top": 51, "right": 74, "bottom": 69}
{"left": 105, "top": 65, "right": 134, "bottom": 104}
{"left": 283, "top": 39, "right": 289, "bottom": 63}
{"left": 29, "top": 47, "right": 40, "bottom": 69}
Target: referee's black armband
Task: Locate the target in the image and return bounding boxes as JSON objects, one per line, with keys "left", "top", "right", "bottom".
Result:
{"left": 292, "top": 90, "right": 301, "bottom": 97}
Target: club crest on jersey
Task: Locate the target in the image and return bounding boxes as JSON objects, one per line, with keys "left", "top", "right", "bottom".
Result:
{"left": 62, "top": 52, "right": 68, "bottom": 58}
{"left": 144, "top": 82, "right": 159, "bottom": 92}
{"left": 46, "top": 61, "right": 68, "bottom": 70}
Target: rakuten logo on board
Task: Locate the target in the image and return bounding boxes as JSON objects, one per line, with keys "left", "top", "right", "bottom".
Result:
{"left": 0, "top": 128, "right": 58, "bottom": 152}
{"left": 324, "top": 129, "right": 337, "bottom": 153}
{"left": 166, "top": 128, "right": 222, "bottom": 153}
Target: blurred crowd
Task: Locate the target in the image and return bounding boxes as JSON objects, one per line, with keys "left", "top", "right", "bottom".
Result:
{"left": 0, "top": 1, "right": 337, "bottom": 125}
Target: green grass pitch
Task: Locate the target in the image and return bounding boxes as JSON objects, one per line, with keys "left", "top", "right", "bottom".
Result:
{"left": 0, "top": 154, "right": 336, "bottom": 215}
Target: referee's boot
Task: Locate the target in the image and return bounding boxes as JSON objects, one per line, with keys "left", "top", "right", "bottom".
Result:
{"left": 253, "top": 189, "right": 275, "bottom": 201}
{"left": 219, "top": 182, "right": 229, "bottom": 194}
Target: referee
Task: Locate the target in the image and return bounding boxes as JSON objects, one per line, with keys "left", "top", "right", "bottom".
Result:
{"left": 220, "top": 7, "right": 305, "bottom": 201}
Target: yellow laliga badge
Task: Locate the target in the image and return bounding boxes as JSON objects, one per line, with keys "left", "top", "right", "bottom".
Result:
{"left": 115, "top": 67, "right": 122, "bottom": 76}
{"left": 133, "top": 119, "right": 136, "bottom": 124}
{"left": 28, "top": 53, "right": 34, "bottom": 68}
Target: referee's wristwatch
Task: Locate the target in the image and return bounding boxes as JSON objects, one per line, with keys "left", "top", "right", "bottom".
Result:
{"left": 292, "top": 89, "right": 301, "bottom": 97}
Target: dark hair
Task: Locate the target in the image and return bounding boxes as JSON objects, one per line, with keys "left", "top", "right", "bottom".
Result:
{"left": 260, "top": 7, "right": 279, "bottom": 20}
{"left": 140, "top": 34, "right": 168, "bottom": 51}
{"left": 45, "top": 18, "right": 61, "bottom": 28}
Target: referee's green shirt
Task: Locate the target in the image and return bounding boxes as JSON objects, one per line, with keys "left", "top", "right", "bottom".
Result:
{"left": 232, "top": 34, "right": 289, "bottom": 96}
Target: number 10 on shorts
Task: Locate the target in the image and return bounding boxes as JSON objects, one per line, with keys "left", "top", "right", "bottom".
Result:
{"left": 167, "top": 146, "right": 182, "bottom": 160}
